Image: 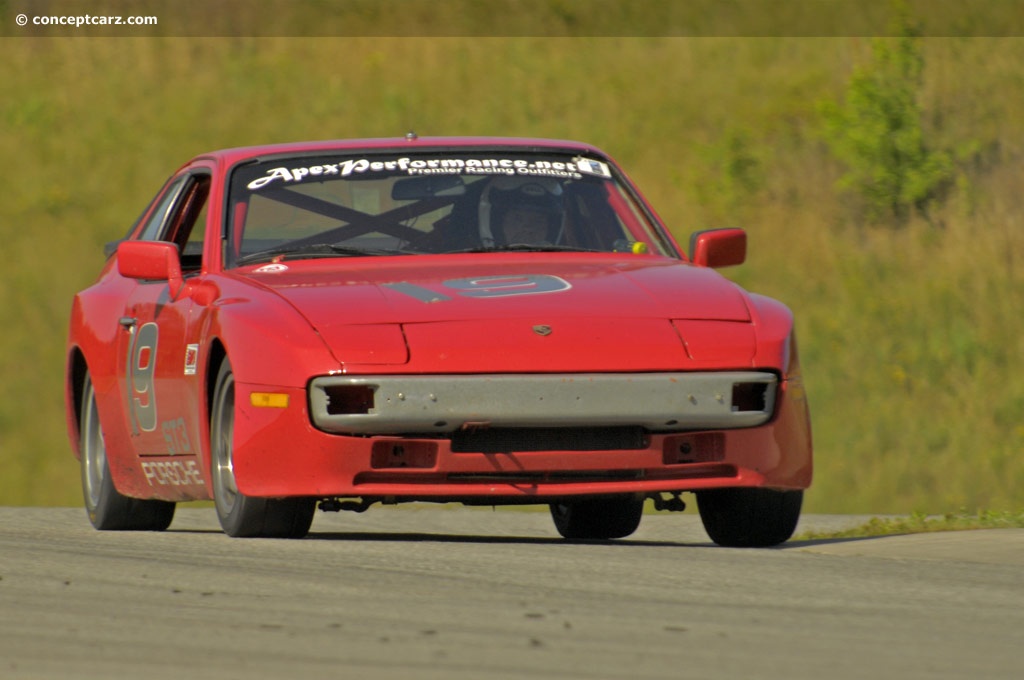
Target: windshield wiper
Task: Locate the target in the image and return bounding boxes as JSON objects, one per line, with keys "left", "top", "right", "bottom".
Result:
{"left": 451, "top": 243, "right": 599, "bottom": 254}
{"left": 236, "top": 242, "right": 415, "bottom": 266}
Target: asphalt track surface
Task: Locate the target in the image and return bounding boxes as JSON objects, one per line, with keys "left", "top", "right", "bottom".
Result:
{"left": 1, "top": 507, "right": 1021, "bottom": 680}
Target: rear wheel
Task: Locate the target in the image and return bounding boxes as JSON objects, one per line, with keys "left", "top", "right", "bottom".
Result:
{"left": 210, "top": 360, "right": 315, "bottom": 538}
{"left": 697, "top": 488, "right": 802, "bottom": 547}
{"left": 80, "top": 373, "right": 175, "bottom": 531}
{"left": 550, "top": 496, "right": 644, "bottom": 539}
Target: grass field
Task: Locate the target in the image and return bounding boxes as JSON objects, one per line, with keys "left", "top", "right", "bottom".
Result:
{"left": 2, "top": 10, "right": 1022, "bottom": 513}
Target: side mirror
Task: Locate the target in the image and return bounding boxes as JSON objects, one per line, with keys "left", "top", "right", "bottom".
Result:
{"left": 689, "top": 228, "right": 746, "bottom": 268}
{"left": 116, "top": 240, "right": 185, "bottom": 298}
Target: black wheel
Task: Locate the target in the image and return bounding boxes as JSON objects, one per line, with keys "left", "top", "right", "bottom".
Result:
{"left": 697, "top": 488, "right": 803, "bottom": 547}
{"left": 80, "top": 373, "right": 175, "bottom": 531}
{"left": 549, "top": 496, "right": 644, "bottom": 539}
{"left": 210, "top": 360, "right": 315, "bottom": 538}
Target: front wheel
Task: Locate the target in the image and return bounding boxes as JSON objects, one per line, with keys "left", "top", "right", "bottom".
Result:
{"left": 697, "top": 488, "right": 803, "bottom": 547}
{"left": 209, "top": 360, "right": 315, "bottom": 538}
{"left": 80, "top": 373, "right": 175, "bottom": 531}
{"left": 550, "top": 496, "right": 644, "bottom": 540}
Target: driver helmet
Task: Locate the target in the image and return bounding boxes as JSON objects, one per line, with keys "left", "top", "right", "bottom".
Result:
{"left": 478, "top": 177, "right": 563, "bottom": 246}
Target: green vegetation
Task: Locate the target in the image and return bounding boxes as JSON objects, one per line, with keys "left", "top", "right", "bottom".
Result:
{"left": 817, "top": 9, "right": 954, "bottom": 224}
{"left": 797, "top": 510, "right": 1024, "bottom": 540}
{"left": 2, "top": 7, "right": 1022, "bottom": 515}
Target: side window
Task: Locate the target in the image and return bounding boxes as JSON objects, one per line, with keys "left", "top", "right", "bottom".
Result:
{"left": 166, "top": 176, "right": 211, "bottom": 272}
{"left": 137, "top": 176, "right": 189, "bottom": 242}
{"left": 137, "top": 173, "right": 211, "bottom": 272}
{"left": 184, "top": 199, "right": 208, "bottom": 259}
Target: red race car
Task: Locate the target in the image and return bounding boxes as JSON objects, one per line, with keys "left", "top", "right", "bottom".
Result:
{"left": 65, "top": 136, "right": 812, "bottom": 545}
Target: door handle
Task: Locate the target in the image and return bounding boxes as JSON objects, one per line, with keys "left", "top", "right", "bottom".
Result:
{"left": 118, "top": 316, "right": 137, "bottom": 329}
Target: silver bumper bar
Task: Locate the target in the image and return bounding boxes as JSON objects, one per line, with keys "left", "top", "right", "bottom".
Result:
{"left": 309, "top": 372, "right": 777, "bottom": 435}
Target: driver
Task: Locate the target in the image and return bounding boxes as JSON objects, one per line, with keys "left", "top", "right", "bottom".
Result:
{"left": 497, "top": 200, "right": 556, "bottom": 245}
{"left": 479, "top": 178, "right": 563, "bottom": 247}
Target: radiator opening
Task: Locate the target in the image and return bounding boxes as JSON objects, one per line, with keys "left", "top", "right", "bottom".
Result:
{"left": 451, "top": 426, "right": 647, "bottom": 454}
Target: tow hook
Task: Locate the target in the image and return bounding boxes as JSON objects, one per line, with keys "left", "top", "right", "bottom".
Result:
{"left": 318, "top": 498, "right": 375, "bottom": 513}
{"left": 650, "top": 492, "right": 687, "bottom": 512}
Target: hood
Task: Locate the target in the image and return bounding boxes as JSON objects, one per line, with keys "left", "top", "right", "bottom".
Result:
{"left": 247, "top": 256, "right": 750, "bottom": 323}
{"left": 243, "top": 255, "right": 752, "bottom": 370}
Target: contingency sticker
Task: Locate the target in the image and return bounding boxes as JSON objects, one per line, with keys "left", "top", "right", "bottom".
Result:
{"left": 183, "top": 344, "right": 199, "bottom": 376}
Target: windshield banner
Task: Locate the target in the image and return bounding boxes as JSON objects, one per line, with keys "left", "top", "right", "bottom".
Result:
{"left": 246, "top": 156, "right": 612, "bottom": 191}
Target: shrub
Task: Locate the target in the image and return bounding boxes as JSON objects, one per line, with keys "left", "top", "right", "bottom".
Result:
{"left": 818, "top": 9, "right": 953, "bottom": 224}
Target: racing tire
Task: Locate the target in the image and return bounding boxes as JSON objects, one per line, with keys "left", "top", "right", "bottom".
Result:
{"left": 549, "top": 496, "right": 644, "bottom": 540}
{"left": 80, "top": 373, "right": 175, "bottom": 531}
{"left": 210, "top": 360, "right": 315, "bottom": 538}
{"left": 697, "top": 488, "right": 803, "bottom": 547}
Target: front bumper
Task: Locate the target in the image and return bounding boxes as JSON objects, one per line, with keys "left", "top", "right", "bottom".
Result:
{"left": 231, "top": 371, "right": 812, "bottom": 501}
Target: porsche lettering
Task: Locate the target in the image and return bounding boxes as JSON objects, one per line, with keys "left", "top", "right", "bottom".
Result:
{"left": 142, "top": 460, "right": 203, "bottom": 487}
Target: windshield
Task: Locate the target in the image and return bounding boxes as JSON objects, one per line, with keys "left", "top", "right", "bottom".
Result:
{"left": 226, "top": 151, "right": 676, "bottom": 267}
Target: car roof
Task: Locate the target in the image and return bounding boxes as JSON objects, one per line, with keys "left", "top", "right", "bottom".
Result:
{"left": 189, "top": 136, "right": 609, "bottom": 169}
